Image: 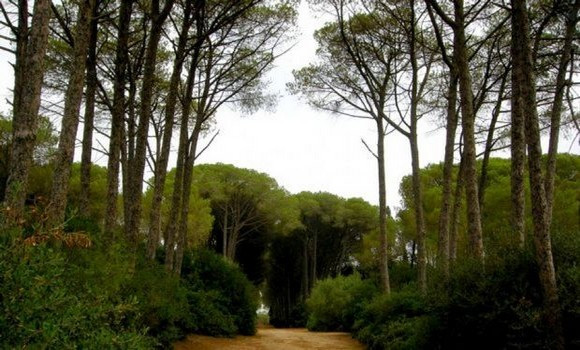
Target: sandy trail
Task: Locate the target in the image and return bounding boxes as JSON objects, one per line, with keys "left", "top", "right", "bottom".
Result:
{"left": 173, "top": 328, "right": 365, "bottom": 350}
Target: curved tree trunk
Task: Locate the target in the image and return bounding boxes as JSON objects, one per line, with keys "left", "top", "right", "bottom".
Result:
{"left": 478, "top": 73, "right": 507, "bottom": 212}
{"left": 544, "top": 0, "right": 578, "bottom": 227}
{"left": 126, "top": 0, "right": 175, "bottom": 246}
{"left": 47, "top": 0, "right": 95, "bottom": 228}
{"left": 453, "top": 0, "right": 484, "bottom": 261}
{"left": 147, "top": 1, "right": 193, "bottom": 260}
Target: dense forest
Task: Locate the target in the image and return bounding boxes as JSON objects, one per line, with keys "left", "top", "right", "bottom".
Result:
{"left": 0, "top": 0, "right": 578, "bottom": 349}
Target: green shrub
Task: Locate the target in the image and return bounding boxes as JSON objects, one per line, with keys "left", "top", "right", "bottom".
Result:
{"left": 353, "top": 288, "right": 436, "bottom": 350}
{"left": 122, "top": 262, "right": 189, "bottom": 348}
{"left": 181, "top": 248, "right": 258, "bottom": 336}
{"left": 0, "top": 242, "right": 152, "bottom": 349}
{"left": 306, "top": 274, "right": 377, "bottom": 331}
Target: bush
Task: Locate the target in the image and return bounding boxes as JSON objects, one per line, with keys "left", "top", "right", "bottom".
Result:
{"left": 353, "top": 288, "right": 436, "bottom": 350}
{"left": 181, "top": 248, "right": 258, "bottom": 336}
{"left": 122, "top": 262, "right": 189, "bottom": 348}
{"left": 306, "top": 274, "right": 377, "bottom": 331}
{"left": 0, "top": 241, "right": 152, "bottom": 349}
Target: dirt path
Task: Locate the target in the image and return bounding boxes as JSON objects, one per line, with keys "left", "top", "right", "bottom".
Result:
{"left": 173, "top": 328, "right": 365, "bottom": 350}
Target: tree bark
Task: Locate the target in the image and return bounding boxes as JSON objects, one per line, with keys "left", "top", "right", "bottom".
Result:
{"left": 302, "top": 235, "right": 309, "bottom": 300}
{"left": 511, "top": 1, "right": 564, "bottom": 347}
{"left": 376, "top": 118, "right": 391, "bottom": 294}
{"left": 510, "top": 15, "right": 527, "bottom": 248}
{"left": 147, "top": 0, "right": 193, "bottom": 259}
{"left": 453, "top": 0, "right": 484, "bottom": 261}
{"left": 47, "top": 0, "right": 95, "bottom": 228}
{"left": 544, "top": 0, "right": 578, "bottom": 227}
{"left": 126, "top": 0, "right": 175, "bottom": 246}
{"left": 438, "top": 72, "right": 458, "bottom": 277}
{"left": 79, "top": 0, "right": 100, "bottom": 214}
{"left": 165, "top": 44, "right": 200, "bottom": 270}
{"left": 222, "top": 206, "right": 229, "bottom": 256}
{"left": 104, "top": 0, "right": 133, "bottom": 238}
{"left": 4, "top": 0, "right": 51, "bottom": 220}
{"left": 408, "top": 0, "right": 427, "bottom": 292}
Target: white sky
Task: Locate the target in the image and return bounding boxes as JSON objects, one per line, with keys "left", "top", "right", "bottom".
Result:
{"left": 192, "top": 3, "right": 446, "bottom": 210}
{"left": 0, "top": 2, "right": 577, "bottom": 211}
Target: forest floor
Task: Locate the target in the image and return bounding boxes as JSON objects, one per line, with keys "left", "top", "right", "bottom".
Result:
{"left": 173, "top": 327, "right": 365, "bottom": 349}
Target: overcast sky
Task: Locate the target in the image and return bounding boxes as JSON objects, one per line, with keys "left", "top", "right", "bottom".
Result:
{"left": 0, "top": 2, "right": 577, "bottom": 211}
{"left": 193, "top": 2, "right": 450, "bottom": 210}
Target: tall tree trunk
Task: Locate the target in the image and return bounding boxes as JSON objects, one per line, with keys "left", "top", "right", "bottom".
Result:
{"left": 544, "top": 0, "right": 579, "bottom": 227}
{"left": 126, "top": 0, "right": 175, "bottom": 245}
{"left": 222, "top": 206, "right": 229, "bottom": 256}
{"left": 47, "top": 0, "right": 95, "bottom": 228}
{"left": 438, "top": 72, "right": 458, "bottom": 277}
{"left": 4, "top": 0, "right": 51, "bottom": 221}
{"left": 511, "top": 19, "right": 527, "bottom": 248}
{"left": 104, "top": 0, "right": 133, "bottom": 238}
{"left": 408, "top": 0, "right": 427, "bottom": 292}
{"left": 79, "top": 1, "right": 99, "bottom": 214}
{"left": 311, "top": 230, "right": 317, "bottom": 289}
{"left": 511, "top": 0, "right": 564, "bottom": 347}
{"left": 376, "top": 118, "right": 391, "bottom": 294}
{"left": 147, "top": 0, "right": 193, "bottom": 259}
{"left": 302, "top": 235, "right": 309, "bottom": 300}
{"left": 453, "top": 0, "right": 484, "bottom": 260}
{"left": 164, "top": 50, "right": 199, "bottom": 270}
{"left": 173, "top": 119, "right": 203, "bottom": 273}
{"left": 11, "top": 0, "right": 28, "bottom": 130}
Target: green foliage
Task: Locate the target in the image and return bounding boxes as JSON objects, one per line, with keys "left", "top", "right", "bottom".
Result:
{"left": 122, "top": 261, "right": 189, "bottom": 348}
{"left": 143, "top": 169, "right": 215, "bottom": 249}
{"left": 306, "top": 274, "right": 377, "bottom": 331}
{"left": 350, "top": 244, "right": 580, "bottom": 349}
{"left": 68, "top": 163, "right": 109, "bottom": 222}
{"left": 353, "top": 289, "right": 435, "bottom": 350}
{"left": 0, "top": 242, "right": 152, "bottom": 349}
{"left": 396, "top": 155, "right": 579, "bottom": 261}
{"left": 181, "top": 248, "right": 258, "bottom": 336}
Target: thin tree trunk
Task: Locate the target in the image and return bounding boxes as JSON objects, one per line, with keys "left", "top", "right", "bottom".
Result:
{"left": 376, "top": 118, "right": 391, "bottom": 294}
{"left": 544, "top": 0, "right": 578, "bottom": 227}
{"left": 79, "top": 0, "right": 99, "bottom": 214}
{"left": 311, "top": 231, "right": 317, "bottom": 288}
{"left": 408, "top": 0, "right": 427, "bottom": 291}
{"left": 174, "top": 119, "right": 202, "bottom": 273}
{"left": 511, "top": 19, "right": 527, "bottom": 248}
{"left": 11, "top": 0, "right": 28, "bottom": 130}
{"left": 453, "top": 0, "right": 484, "bottom": 260}
{"left": 302, "top": 235, "right": 309, "bottom": 300}
{"left": 147, "top": 1, "right": 193, "bottom": 259}
{"left": 449, "top": 155, "right": 464, "bottom": 262}
{"left": 511, "top": 1, "right": 564, "bottom": 347}
{"left": 222, "top": 206, "right": 229, "bottom": 256}
{"left": 47, "top": 0, "right": 95, "bottom": 228}
{"left": 164, "top": 47, "right": 199, "bottom": 270}
{"left": 478, "top": 73, "right": 507, "bottom": 212}
{"left": 438, "top": 72, "right": 458, "bottom": 277}
{"left": 104, "top": 0, "right": 132, "bottom": 238}
{"left": 126, "top": 0, "right": 175, "bottom": 245}
{"left": 4, "top": 0, "right": 51, "bottom": 220}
